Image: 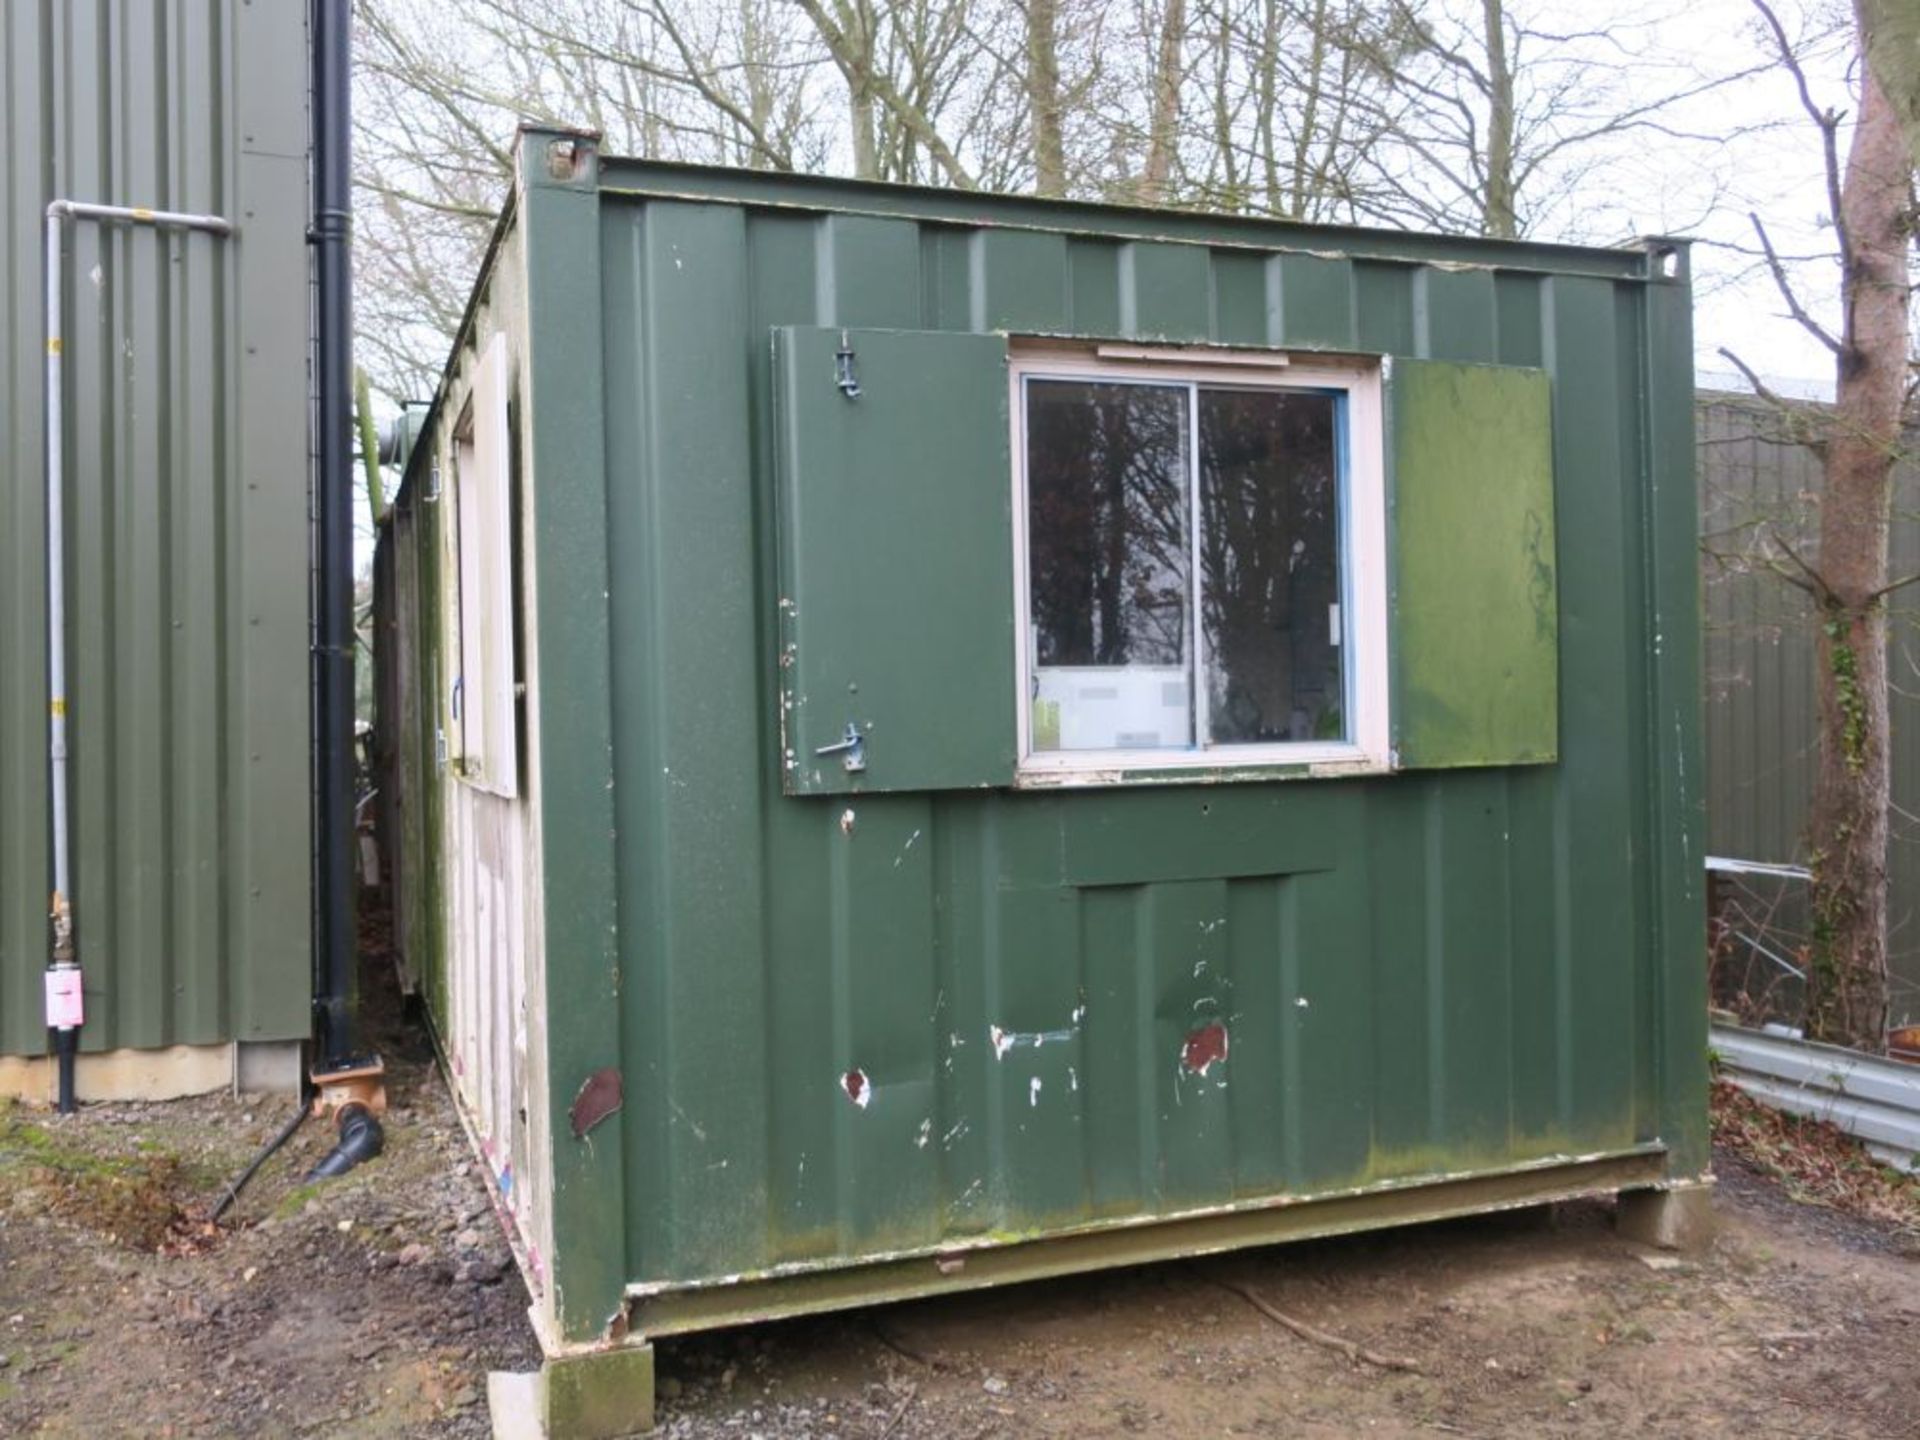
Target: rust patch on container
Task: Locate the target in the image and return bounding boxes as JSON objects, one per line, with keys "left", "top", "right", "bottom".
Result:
{"left": 570, "top": 1066, "right": 624, "bottom": 1139}
{"left": 842, "top": 1069, "right": 871, "bottom": 1108}
{"left": 1183, "top": 1023, "right": 1229, "bottom": 1075}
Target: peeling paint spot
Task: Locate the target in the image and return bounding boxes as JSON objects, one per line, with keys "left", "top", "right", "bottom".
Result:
{"left": 839, "top": 807, "right": 857, "bottom": 836}
{"left": 569, "top": 1066, "right": 623, "bottom": 1139}
{"left": 916, "top": 1118, "right": 932, "bottom": 1149}
{"left": 892, "top": 828, "right": 923, "bottom": 868}
{"left": 842, "top": 1068, "right": 871, "bottom": 1108}
{"left": 1068, "top": 1066, "right": 1079, "bottom": 1092}
{"left": 1182, "top": 1023, "right": 1229, "bottom": 1076}
{"left": 1295, "top": 995, "right": 1310, "bottom": 1009}
{"left": 989, "top": 1017, "right": 1079, "bottom": 1056}
{"left": 1029, "top": 1076, "right": 1043, "bottom": 1107}
{"left": 669, "top": 1100, "right": 709, "bottom": 1143}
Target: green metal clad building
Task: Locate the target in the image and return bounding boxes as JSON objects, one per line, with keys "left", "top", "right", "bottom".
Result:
{"left": 378, "top": 126, "right": 1708, "bottom": 1398}
{"left": 0, "top": 2, "right": 312, "bottom": 1094}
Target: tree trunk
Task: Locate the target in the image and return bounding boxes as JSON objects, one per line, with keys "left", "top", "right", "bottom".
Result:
{"left": 1141, "top": 0, "right": 1186, "bottom": 205}
{"left": 1860, "top": 0, "right": 1920, "bottom": 165}
{"left": 1027, "top": 0, "right": 1066, "bottom": 197}
{"left": 1479, "top": 0, "right": 1517, "bottom": 237}
{"left": 1804, "top": 15, "right": 1910, "bottom": 1051}
{"left": 849, "top": 81, "right": 879, "bottom": 179}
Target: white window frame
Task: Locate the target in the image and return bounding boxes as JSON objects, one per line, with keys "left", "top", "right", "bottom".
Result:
{"left": 452, "top": 330, "right": 519, "bottom": 798}
{"left": 1009, "top": 345, "right": 1390, "bottom": 783}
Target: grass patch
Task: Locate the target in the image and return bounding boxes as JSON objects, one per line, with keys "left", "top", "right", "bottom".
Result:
{"left": 0, "top": 1110, "right": 198, "bottom": 1252}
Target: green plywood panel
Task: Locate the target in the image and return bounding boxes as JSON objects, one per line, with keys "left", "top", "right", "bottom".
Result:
{"left": 1391, "top": 360, "right": 1558, "bottom": 768}
{"left": 774, "top": 327, "right": 1016, "bottom": 794}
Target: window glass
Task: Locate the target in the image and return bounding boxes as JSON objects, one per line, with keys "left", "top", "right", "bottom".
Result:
{"left": 1021, "top": 372, "right": 1351, "bottom": 760}
{"left": 1199, "top": 388, "right": 1344, "bottom": 744}
{"left": 1026, "top": 380, "right": 1192, "bottom": 751}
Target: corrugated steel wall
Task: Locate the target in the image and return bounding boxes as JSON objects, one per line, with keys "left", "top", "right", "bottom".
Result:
{"left": 0, "top": 2, "right": 311, "bottom": 1056}
{"left": 395, "top": 143, "right": 1700, "bottom": 1341}
{"left": 1700, "top": 395, "right": 1920, "bottom": 1021}
{"left": 583, "top": 193, "right": 1699, "bottom": 1296}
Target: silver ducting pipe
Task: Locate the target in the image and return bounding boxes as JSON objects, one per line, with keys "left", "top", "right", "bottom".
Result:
{"left": 42, "top": 199, "right": 233, "bottom": 1112}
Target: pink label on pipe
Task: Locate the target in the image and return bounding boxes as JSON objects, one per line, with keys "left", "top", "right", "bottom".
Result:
{"left": 45, "top": 968, "right": 83, "bottom": 1029}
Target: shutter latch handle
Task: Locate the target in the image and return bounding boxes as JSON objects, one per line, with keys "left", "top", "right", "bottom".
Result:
{"left": 814, "top": 722, "right": 867, "bottom": 773}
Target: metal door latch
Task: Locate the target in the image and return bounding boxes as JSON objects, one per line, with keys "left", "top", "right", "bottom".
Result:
{"left": 834, "top": 331, "right": 861, "bottom": 399}
{"left": 815, "top": 722, "right": 866, "bottom": 773}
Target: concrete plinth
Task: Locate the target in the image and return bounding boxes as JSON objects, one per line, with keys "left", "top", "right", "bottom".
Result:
{"left": 1616, "top": 1179, "right": 1716, "bottom": 1251}
{"left": 489, "top": 1344, "right": 655, "bottom": 1439}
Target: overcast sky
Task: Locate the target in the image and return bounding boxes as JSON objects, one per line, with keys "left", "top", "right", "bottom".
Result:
{"left": 1633, "top": 0, "right": 1860, "bottom": 396}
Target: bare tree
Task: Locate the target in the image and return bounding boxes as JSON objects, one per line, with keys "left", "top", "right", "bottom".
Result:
{"left": 1720, "top": 0, "right": 1917, "bottom": 1051}
{"left": 1303, "top": 0, "right": 1767, "bottom": 240}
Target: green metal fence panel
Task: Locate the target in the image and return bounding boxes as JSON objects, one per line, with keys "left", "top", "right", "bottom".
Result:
{"left": 1699, "top": 395, "right": 1920, "bottom": 1022}
{"left": 0, "top": 1, "right": 311, "bottom": 1056}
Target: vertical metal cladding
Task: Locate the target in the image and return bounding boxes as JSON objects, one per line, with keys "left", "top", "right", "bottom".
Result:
{"left": 0, "top": 2, "right": 311, "bottom": 1055}
{"left": 387, "top": 141, "right": 1705, "bottom": 1339}
{"left": 1699, "top": 396, "right": 1920, "bottom": 1014}
{"left": 596, "top": 193, "right": 1698, "bottom": 1284}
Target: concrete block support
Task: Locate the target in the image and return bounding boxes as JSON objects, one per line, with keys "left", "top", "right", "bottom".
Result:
{"left": 1615, "top": 1180, "right": 1716, "bottom": 1251}
{"left": 490, "top": 1345, "right": 655, "bottom": 1439}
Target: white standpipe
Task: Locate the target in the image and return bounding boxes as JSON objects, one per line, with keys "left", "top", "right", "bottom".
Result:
{"left": 42, "top": 199, "right": 233, "bottom": 1111}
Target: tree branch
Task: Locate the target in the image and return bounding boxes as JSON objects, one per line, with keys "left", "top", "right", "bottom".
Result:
{"left": 1748, "top": 213, "right": 1844, "bottom": 355}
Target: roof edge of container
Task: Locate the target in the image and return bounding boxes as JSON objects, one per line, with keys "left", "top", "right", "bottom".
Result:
{"left": 594, "top": 151, "right": 1674, "bottom": 282}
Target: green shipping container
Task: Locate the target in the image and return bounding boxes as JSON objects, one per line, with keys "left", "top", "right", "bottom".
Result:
{"left": 377, "top": 128, "right": 1707, "bottom": 1402}
{"left": 0, "top": 2, "right": 312, "bottom": 1089}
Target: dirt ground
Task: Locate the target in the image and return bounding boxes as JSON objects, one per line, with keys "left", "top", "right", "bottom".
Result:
{"left": 3, "top": 1022, "right": 1917, "bottom": 1438}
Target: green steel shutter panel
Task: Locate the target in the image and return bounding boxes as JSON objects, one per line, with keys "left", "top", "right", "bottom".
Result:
{"left": 1388, "top": 359, "right": 1558, "bottom": 768}
{"left": 774, "top": 327, "right": 1017, "bottom": 795}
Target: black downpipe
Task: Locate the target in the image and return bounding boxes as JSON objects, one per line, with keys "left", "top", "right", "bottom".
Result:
{"left": 54, "top": 1032, "right": 76, "bottom": 1115}
{"left": 311, "top": 0, "right": 358, "bottom": 1071}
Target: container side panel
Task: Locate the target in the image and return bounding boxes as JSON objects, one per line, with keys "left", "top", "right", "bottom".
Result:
{"left": 1272, "top": 255, "right": 1357, "bottom": 350}
{"left": 1209, "top": 251, "right": 1267, "bottom": 347}
{"left": 520, "top": 185, "right": 1701, "bottom": 1295}
{"left": 0, "top": 0, "right": 309, "bottom": 1056}
{"left": 602, "top": 202, "right": 775, "bottom": 1282}
{"left": 1640, "top": 257, "right": 1708, "bottom": 1172}
{"left": 521, "top": 146, "right": 628, "bottom": 1341}
{"left": 1414, "top": 269, "right": 1497, "bottom": 363}
{"left": 1543, "top": 277, "right": 1643, "bottom": 1150}
{"left": 1118, "top": 242, "right": 1210, "bottom": 340}
{"left": 970, "top": 229, "right": 1070, "bottom": 334}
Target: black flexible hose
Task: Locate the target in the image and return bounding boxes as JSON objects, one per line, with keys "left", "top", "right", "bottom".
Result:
{"left": 210, "top": 1102, "right": 311, "bottom": 1222}
{"left": 306, "top": 1102, "right": 383, "bottom": 1181}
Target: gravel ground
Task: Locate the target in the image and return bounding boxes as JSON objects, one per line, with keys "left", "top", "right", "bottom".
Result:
{"left": 2, "top": 958, "right": 1916, "bottom": 1437}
